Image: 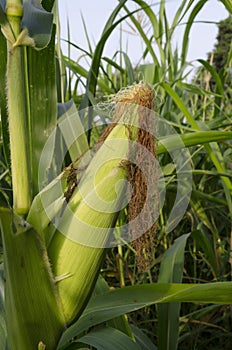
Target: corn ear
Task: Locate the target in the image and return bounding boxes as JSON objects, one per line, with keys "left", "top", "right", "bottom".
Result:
{"left": 47, "top": 83, "right": 156, "bottom": 324}
{"left": 48, "top": 123, "right": 130, "bottom": 324}
{"left": 27, "top": 83, "right": 156, "bottom": 327}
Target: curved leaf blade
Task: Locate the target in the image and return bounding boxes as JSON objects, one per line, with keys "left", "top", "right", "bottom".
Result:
{"left": 158, "top": 233, "right": 191, "bottom": 350}
{"left": 198, "top": 59, "right": 224, "bottom": 96}
{"left": 0, "top": 208, "right": 66, "bottom": 349}
{"left": 25, "top": 26, "right": 57, "bottom": 197}
{"left": 181, "top": 0, "right": 207, "bottom": 65}
{"left": 130, "top": 324, "right": 157, "bottom": 350}
{"left": 0, "top": 265, "right": 7, "bottom": 350}
{"left": 58, "top": 282, "right": 232, "bottom": 347}
{"left": 75, "top": 327, "right": 140, "bottom": 350}
{"left": 220, "top": 0, "right": 232, "bottom": 13}
{"left": 157, "top": 131, "right": 232, "bottom": 154}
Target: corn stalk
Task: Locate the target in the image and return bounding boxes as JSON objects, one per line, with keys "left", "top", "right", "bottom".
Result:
{"left": 4, "top": 0, "right": 31, "bottom": 214}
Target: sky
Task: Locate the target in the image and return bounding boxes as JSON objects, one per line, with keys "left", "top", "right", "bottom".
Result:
{"left": 57, "top": 0, "right": 229, "bottom": 74}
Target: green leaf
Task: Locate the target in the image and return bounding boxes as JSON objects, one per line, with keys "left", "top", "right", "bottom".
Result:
{"left": 63, "top": 55, "right": 114, "bottom": 94}
{"left": 191, "top": 188, "right": 228, "bottom": 206}
{"left": 0, "top": 264, "right": 7, "bottom": 350}
{"left": 138, "top": 64, "right": 155, "bottom": 84}
{"left": 130, "top": 325, "right": 157, "bottom": 350}
{"left": 0, "top": 208, "right": 66, "bottom": 349}
{"left": 25, "top": 26, "right": 57, "bottom": 197}
{"left": 122, "top": 1, "right": 160, "bottom": 67}
{"left": 160, "top": 82, "right": 199, "bottom": 129}
{"left": 157, "top": 131, "right": 232, "bottom": 154}
{"left": 57, "top": 100, "right": 89, "bottom": 162}
{"left": 220, "top": 0, "right": 232, "bottom": 13}
{"left": 181, "top": 0, "right": 207, "bottom": 66}
{"left": 0, "top": 1, "right": 7, "bottom": 25}
{"left": 80, "top": 0, "right": 128, "bottom": 107}
{"left": 94, "top": 275, "right": 133, "bottom": 339}
{"left": 191, "top": 230, "right": 218, "bottom": 276}
{"left": 121, "top": 51, "right": 134, "bottom": 85}
{"left": 198, "top": 59, "right": 224, "bottom": 96}
{"left": 79, "top": 1, "right": 142, "bottom": 137}
{"left": 75, "top": 327, "right": 140, "bottom": 350}
{"left": 176, "top": 81, "right": 219, "bottom": 97}
{"left": 158, "top": 233, "right": 191, "bottom": 350}
{"left": 190, "top": 198, "right": 219, "bottom": 238}
{"left": 160, "top": 82, "right": 232, "bottom": 202}
{"left": 58, "top": 282, "right": 232, "bottom": 347}
{"left": 158, "top": 234, "right": 190, "bottom": 284}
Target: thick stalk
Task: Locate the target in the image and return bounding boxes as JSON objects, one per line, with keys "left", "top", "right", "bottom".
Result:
{"left": 6, "top": 0, "right": 31, "bottom": 214}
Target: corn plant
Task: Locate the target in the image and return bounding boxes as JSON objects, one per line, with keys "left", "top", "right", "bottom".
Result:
{"left": 0, "top": 0, "right": 232, "bottom": 350}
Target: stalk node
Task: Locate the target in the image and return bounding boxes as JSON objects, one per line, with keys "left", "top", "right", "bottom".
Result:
{"left": 6, "top": 3, "right": 23, "bottom": 18}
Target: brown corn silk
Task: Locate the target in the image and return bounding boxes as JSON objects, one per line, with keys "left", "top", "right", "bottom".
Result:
{"left": 113, "top": 83, "right": 158, "bottom": 272}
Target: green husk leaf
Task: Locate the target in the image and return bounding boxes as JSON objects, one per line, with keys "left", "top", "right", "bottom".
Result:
{"left": 27, "top": 100, "right": 89, "bottom": 243}
{"left": 48, "top": 125, "right": 129, "bottom": 323}
{"left": 57, "top": 100, "right": 89, "bottom": 162}
{"left": 48, "top": 84, "right": 154, "bottom": 325}
{"left": 0, "top": 208, "right": 66, "bottom": 350}
{"left": 27, "top": 173, "right": 66, "bottom": 244}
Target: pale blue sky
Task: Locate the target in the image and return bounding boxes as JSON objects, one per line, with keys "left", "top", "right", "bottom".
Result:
{"left": 57, "top": 0, "right": 228, "bottom": 74}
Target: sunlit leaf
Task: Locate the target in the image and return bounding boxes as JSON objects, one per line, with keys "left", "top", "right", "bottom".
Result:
{"left": 58, "top": 281, "right": 232, "bottom": 347}
{"left": 26, "top": 26, "right": 57, "bottom": 197}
